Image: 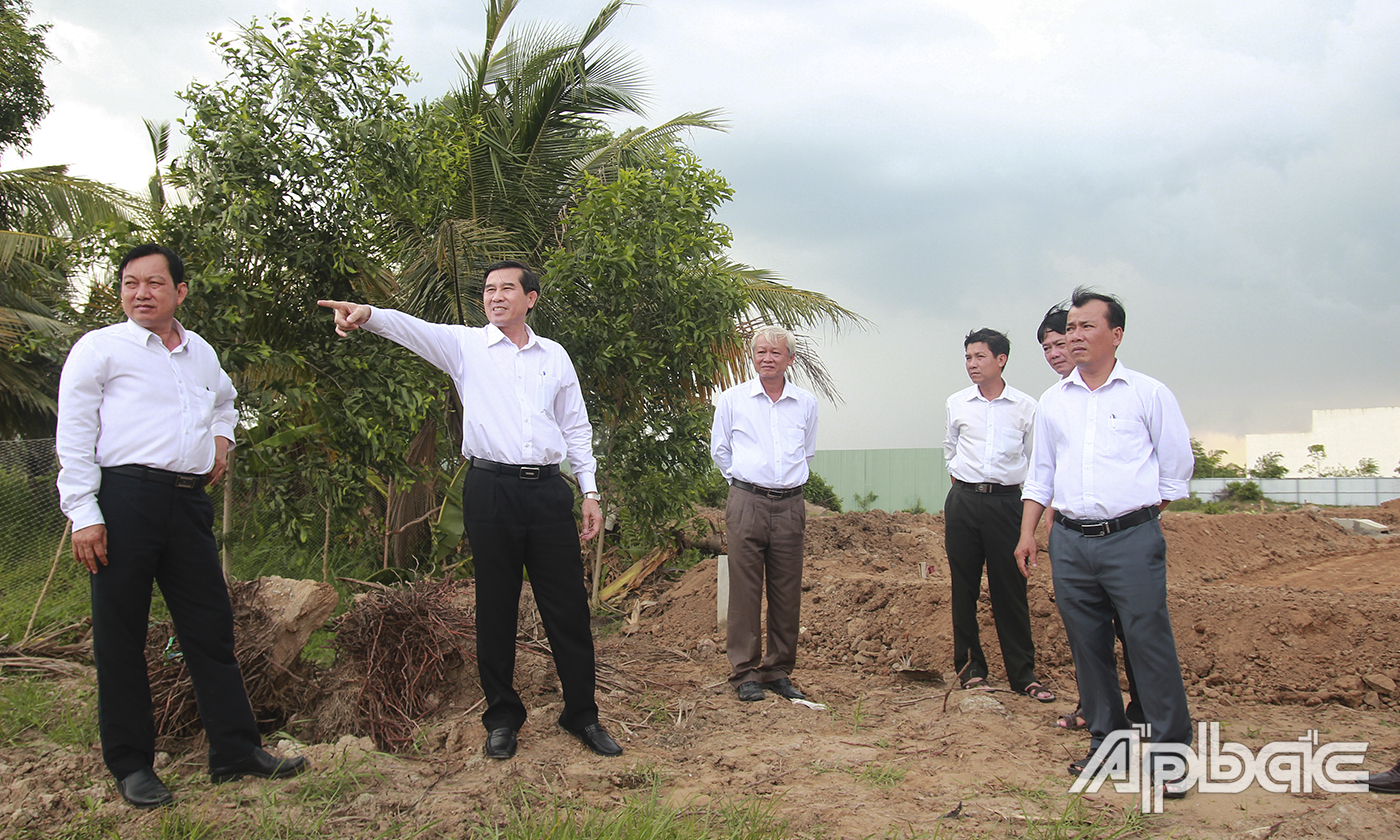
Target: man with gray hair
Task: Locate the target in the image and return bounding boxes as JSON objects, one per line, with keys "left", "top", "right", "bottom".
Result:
{"left": 710, "top": 325, "right": 819, "bottom": 702}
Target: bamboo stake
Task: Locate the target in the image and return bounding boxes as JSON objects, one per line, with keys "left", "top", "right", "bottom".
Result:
{"left": 23, "top": 521, "right": 71, "bottom": 644}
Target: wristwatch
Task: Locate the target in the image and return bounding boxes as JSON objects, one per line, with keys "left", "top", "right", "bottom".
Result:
{"left": 583, "top": 491, "right": 601, "bottom": 501}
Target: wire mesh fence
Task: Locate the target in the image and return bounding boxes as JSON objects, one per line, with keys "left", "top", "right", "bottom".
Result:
{"left": 0, "top": 438, "right": 442, "bottom": 642}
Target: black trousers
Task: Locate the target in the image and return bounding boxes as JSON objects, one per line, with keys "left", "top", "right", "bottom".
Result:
{"left": 943, "top": 483, "right": 1037, "bottom": 690}
{"left": 91, "top": 469, "right": 260, "bottom": 779}
{"left": 464, "top": 467, "right": 598, "bottom": 733}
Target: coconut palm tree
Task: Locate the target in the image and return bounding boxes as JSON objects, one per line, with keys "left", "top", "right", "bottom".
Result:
{"left": 391, "top": 0, "right": 864, "bottom": 399}
{"left": 0, "top": 165, "right": 131, "bottom": 435}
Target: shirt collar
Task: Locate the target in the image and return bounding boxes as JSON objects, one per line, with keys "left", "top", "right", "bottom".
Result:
{"left": 963, "top": 383, "right": 1023, "bottom": 404}
{"left": 122, "top": 318, "right": 189, "bottom": 352}
{"left": 746, "top": 377, "right": 795, "bottom": 402}
{"left": 485, "top": 322, "right": 537, "bottom": 350}
{"left": 1063, "top": 359, "right": 1128, "bottom": 391}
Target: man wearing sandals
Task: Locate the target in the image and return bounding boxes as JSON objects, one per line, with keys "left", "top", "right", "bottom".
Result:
{"left": 943, "top": 329, "right": 1053, "bottom": 702}
{"left": 1036, "top": 305, "right": 1142, "bottom": 730}
{"left": 1014, "top": 288, "right": 1194, "bottom": 794}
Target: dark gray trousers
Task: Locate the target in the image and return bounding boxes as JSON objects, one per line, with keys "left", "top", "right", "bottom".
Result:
{"left": 1050, "top": 517, "right": 1191, "bottom": 750}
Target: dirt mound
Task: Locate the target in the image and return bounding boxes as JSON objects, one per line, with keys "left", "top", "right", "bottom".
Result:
{"left": 650, "top": 508, "right": 1400, "bottom": 709}
{"left": 9, "top": 505, "right": 1400, "bottom": 839}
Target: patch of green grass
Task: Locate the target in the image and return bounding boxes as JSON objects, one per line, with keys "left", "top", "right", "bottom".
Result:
{"left": 1019, "top": 794, "right": 1147, "bottom": 840}
{"left": 282, "top": 754, "right": 381, "bottom": 807}
{"left": 851, "top": 762, "right": 906, "bottom": 789}
{"left": 0, "top": 674, "right": 99, "bottom": 748}
{"left": 146, "top": 809, "right": 223, "bottom": 840}
{"left": 851, "top": 694, "right": 867, "bottom": 735}
{"left": 986, "top": 777, "right": 1052, "bottom": 803}
{"left": 467, "top": 787, "right": 788, "bottom": 840}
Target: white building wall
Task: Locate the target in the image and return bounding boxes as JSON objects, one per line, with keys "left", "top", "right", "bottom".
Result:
{"left": 1245, "top": 407, "right": 1400, "bottom": 476}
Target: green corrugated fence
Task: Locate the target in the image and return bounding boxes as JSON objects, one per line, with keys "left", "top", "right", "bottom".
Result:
{"left": 810, "top": 448, "right": 950, "bottom": 513}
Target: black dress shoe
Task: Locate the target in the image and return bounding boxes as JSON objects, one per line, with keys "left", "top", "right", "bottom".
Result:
{"left": 1370, "top": 760, "right": 1400, "bottom": 794}
{"left": 759, "top": 677, "right": 806, "bottom": 700}
{"left": 484, "top": 728, "right": 518, "bottom": 760}
{"left": 210, "top": 747, "right": 309, "bottom": 783}
{"left": 565, "top": 723, "right": 623, "bottom": 756}
{"left": 117, "top": 768, "right": 174, "bottom": 809}
{"left": 736, "top": 681, "right": 765, "bottom": 702}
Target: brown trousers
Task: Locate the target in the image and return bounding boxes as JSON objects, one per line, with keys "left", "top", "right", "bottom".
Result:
{"left": 725, "top": 485, "right": 806, "bottom": 685}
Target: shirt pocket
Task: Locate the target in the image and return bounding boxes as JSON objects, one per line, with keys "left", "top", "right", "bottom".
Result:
{"left": 534, "top": 372, "right": 562, "bottom": 417}
{"left": 193, "top": 386, "right": 218, "bottom": 430}
{"left": 992, "top": 426, "right": 1027, "bottom": 467}
{"left": 1105, "top": 414, "right": 1148, "bottom": 461}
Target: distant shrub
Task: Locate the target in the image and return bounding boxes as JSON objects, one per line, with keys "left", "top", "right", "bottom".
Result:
{"left": 804, "top": 472, "right": 842, "bottom": 512}
{"left": 1224, "top": 480, "right": 1264, "bottom": 503}
{"left": 902, "top": 498, "right": 927, "bottom": 514}
{"left": 852, "top": 491, "right": 879, "bottom": 512}
{"left": 1170, "top": 495, "right": 1205, "bottom": 512}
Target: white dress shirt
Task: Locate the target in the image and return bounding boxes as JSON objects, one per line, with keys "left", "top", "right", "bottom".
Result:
{"left": 1022, "top": 360, "right": 1193, "bottom": 520}
{"left": 363, "top": 307, "right": 597, "bottom": 493}
{"left": 710, "top": 377, "right": 819, "bottom": 490}
{"left": 57, "top": 320, "right": 238, "bottom": 530}
{"left": 943, "top": 382, "right": 1036, "bottom": 486}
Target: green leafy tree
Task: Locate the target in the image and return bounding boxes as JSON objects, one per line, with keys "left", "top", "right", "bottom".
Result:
{"left": 164, "top": 12, "right": 451, "bottom": 568}
{"left": 0, "top": 1, "right": 134, "bottom": 435}
{"left": 393, "top": 0, "right": 863, "bottom": 396}
{"left": 1357, "top": 457, "right": 1380, "bottom": 477}
{"left": 0, "top": 0, "right": 51, "bottom": 156}
{"left": 546, "top": 152, "right": 747, "bottom": 598}
{"left": 1250, "top": 451, "right": 1288, "bottom": 479}
{"left": 1190, "top": 438, "right": 1245, "bottom": 479}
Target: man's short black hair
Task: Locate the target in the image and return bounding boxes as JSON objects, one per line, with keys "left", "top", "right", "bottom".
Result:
{"left": 482, "top": 260, "right": 541, "bottom": 296}
{"left": 1070, "top": 286, "right": 1126, "bottom": 330}
{"left": 964, "top": 327, "right": 1010, "bottom": 358}
{"left": 118, "top": 244, "right": 185, "bottom": 286}
{"left": 1037, "top": 304, "right": 1069, "bottom": 343}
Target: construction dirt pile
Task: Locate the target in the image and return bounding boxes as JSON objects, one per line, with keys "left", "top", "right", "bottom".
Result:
{"left": 4, "top": 500, "right": 1400, "bottom": 839}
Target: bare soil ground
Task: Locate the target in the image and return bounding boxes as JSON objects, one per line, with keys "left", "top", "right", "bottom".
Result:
{"left": 5, "top": 501, "right": 1400, "bottom": 839}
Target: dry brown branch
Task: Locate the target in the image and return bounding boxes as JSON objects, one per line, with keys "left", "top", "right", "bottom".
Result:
{"left": 333, "top": 580, "right": 474, "bottom": 752}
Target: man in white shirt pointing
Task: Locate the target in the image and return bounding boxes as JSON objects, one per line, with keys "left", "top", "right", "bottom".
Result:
{"left": 1014, "top": 288, "right": 1194, "bottom": 791}
{"left": 57, "top": 244, "right": 306, "bottom": 809}
{"left": 710, "top": 326, "right": 818, "bottom": 703}
{"left": 319, "top": 260, "right": 619, "bottom": 760}
{"left": 943, "top": 328, "right": 1052, "bottom": 702}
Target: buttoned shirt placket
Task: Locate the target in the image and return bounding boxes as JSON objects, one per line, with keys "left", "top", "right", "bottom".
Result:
{"left": 1080, "top": 385, "right": 1098, "bottom": 515}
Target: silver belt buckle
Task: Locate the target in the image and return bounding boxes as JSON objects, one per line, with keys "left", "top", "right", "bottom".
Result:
{"left": 975, "top": 483, "right": 992, "bottom": 493}
{"left": 174, "top": 474, "right": 200, "bottom": 489}
{"left": 519, "top": 466, "right": 541, "bottom": 480}
{"left": 765, "top": 488, "right": 785, "bottom": 499}
{"left": 1081, "top": 520, "right": 1110, "bottom": 538}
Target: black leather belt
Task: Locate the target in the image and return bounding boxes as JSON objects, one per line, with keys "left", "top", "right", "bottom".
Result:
{"left": 1055, "top": 506, "right": 1159, "bottom": 538}
{"left": 731, "top": 479, "right": 804, "bottom": 500}
{"left": 104, "top": 464, "right": 206, "bottom": 489}
{"left": 469, "top": 457, "right": 560, "bottom": 480}
{"left": 954, "top": 478, "right": 1021, "bottom": 495}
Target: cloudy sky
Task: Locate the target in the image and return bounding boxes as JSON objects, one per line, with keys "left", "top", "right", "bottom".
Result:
{"left": 16, "top": 0, "right": 1400, "bottom": 463}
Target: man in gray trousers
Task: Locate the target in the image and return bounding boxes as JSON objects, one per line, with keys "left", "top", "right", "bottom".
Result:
{"left": 1014, "top": 288, "right": 1194, "bottom": 796}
